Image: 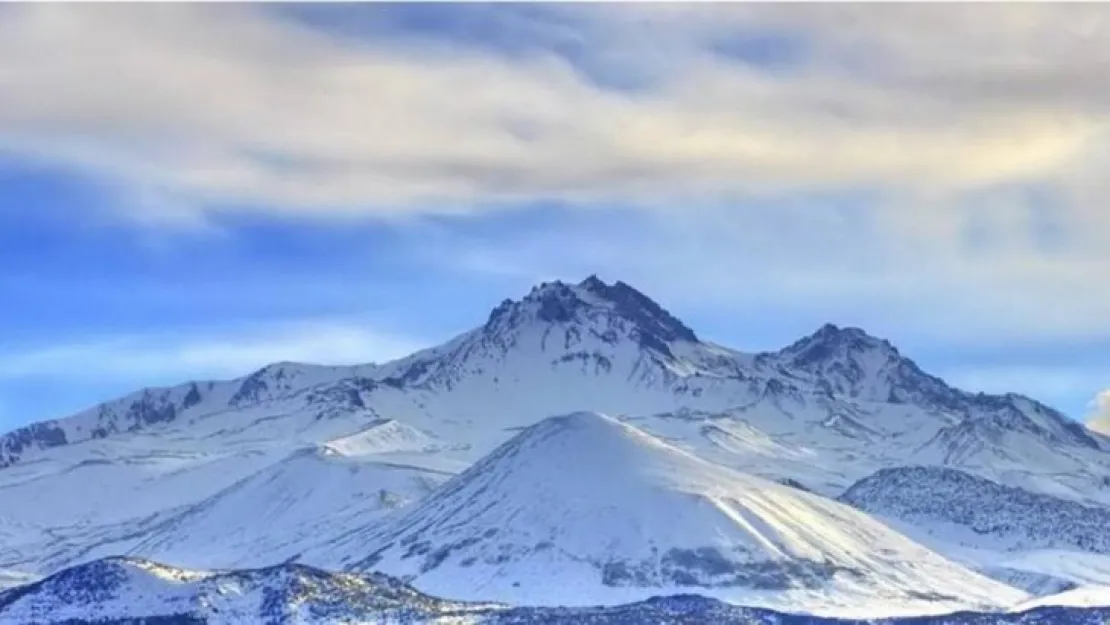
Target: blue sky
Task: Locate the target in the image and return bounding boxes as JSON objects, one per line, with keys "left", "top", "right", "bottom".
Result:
{"left": 0, "top": 4, "right": 1108, "bottom": 429}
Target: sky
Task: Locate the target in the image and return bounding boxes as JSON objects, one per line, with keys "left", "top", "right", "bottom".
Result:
{"left": 0, "top": 4, "right": 1108, "bottom": 430}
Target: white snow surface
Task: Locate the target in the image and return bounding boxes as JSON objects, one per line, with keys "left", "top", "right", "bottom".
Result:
{"left": 0, "top": 569, "right": 36, "bottom": 591}
{"left": 120, "top": 446, "right": 452, "bottom": 570}
{"left": 1011, "top": 584, "right": 1110, "bottom": 610}
{"left": 339, "top": 412, "right": 1027, "bottom": 617}
{"left": 324, "top": 419, "right": 456, "bottom": 456}
{"left": 1, "top": 276, "right": 1109, "bottom": 613}
{"left": 0, "top": 557, "right": 492, "bottom": 625}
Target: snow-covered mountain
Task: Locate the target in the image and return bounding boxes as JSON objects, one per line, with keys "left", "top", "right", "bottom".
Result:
{"left": 5, "top": 276, "right": 1094, "bottom": 471}
{"left": 116, "top": 444, "right": 453, "bottom": 571}
{"left": 332, "top": 412, "right": 1025, "bottom": 617}
{"left": 2, "top": 275, "right": 1110, "bottom": 613}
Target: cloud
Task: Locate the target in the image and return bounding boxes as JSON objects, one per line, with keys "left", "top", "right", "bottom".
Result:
{"left": 411, "top": 197, "right": 1110, "bottom": 344}
{"left": 0, "top": 4, "right": 1106, "bottom": 221}
{"left": 1086, "top": 390, "right": 1110, "bottom": 435}
{"left": 2, "top": 3, "right": 1109, "bottom": 350}
{"left": 0, "top": 319, "right": 425, "bottom": 383}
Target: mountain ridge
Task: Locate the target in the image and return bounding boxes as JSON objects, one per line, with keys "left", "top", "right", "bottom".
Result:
{"left": 4, "top": 276, "right": 1110, "bottom": 601}
{"left": 0, "top": 276, "right": 1087, "bottom": 468}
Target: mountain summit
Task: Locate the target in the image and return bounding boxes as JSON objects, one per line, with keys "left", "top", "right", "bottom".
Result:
{"left": 0, "top": 276, "right": 718, "bottom": 467}
{"left": 0, "top": 275, "right": 1098, "bottom": 470}
{"left": 482, "top": 276, "right": 697, "bottom": 356}
{"left": 367, "top": 275, "right": 738, "bottom": 424}
{"left": 775, "top": 322, "right": 949, "bottom": 404}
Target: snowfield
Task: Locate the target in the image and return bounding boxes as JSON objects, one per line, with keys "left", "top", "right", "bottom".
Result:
{"left": 0, "top": 557, "right": 1106, "bottom": 625}
{"left": 339, "top": 412, "right": 1025, "bottom": 617}
{"left": 2, "top": 276, "right": 1110, "bottom": 620}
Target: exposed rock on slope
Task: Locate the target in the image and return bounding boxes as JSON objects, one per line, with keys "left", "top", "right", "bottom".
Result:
{"left": 839, "top": 466, "right": 1110, "bottom": 553}
{"left": 345, "top": 412, "right": 1025, "bottom": 617}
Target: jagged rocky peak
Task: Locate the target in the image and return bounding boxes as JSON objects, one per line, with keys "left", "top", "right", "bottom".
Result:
{"left": 484, "top": 275, "right": 698, "bottom": 348}
{"left": 773, "top": 323, "right": 963, "bottom": 406}
{"left": 781, "top": 323, "right": 899, "bottom": 367}
{"left": 579, "top": 275, "right": 698, "bottom": 343}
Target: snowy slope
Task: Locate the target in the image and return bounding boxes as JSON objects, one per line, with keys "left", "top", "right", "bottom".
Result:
{"left": 4, "top": 557, "right": 1108, "bottom": 625}
{"left": 840, "top": 466, "right": 1110, "bottom": 554}
{"left": 0, "top": 570, "right": 36, "bottom": 591}
{"left": 0, "top": 436, "right": 294, "bottom": 574}
{"left": 0, "top": 361, "right": 379, "bottom": 468}
{"left": 114, "top": 445, "right": 453, "bottom": 571}
{"left": 1012, "top": 585, "right": 1110, "bottom": 610}
{"left": 0, "top": 556, "right": 494, "bottom": 624}
{"left": 4, "top": 276, "right": 1102, "bottom": 490}
{"left": 837, "top": 466, "right": 1110, "bottom": 593}
{"left": 3, "top": 275, "right": 1110, "bottom": 604}
{"left": 323, "top": 419, "right": 461, "bottom": 456}
{"left": 0, "top": 413, "right": 470, "bottom": 576}
{"left": 9, "top": 276, "right": 1094, "bottom": 474}
{"left": 338, "top": 412, "right": 1026, "bottom": 617}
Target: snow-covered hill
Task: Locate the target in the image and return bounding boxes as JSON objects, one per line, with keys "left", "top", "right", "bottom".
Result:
{"left": 116, "top": 445, "right": 453, "bottom": 571}
{"left": 2, "top": 275, "right": 1110, "bottom": 610}
{"left": 840, "top": 466, "right": 1110, "bottom": 554}
{"left": 0, "top": 556, "right": 494, "bottom": 624}
{"left": 838, "top": 466, "right": 1110, "bottom": 593}
{"left": 1, "top": 556, "right": 1107, "bottom": 625}
{"left": 333, "top": 412, "right": 1025, "bottom": 617}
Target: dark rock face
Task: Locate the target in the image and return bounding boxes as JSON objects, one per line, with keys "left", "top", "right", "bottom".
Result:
{"left": 840, "top": 466, "right": 1110, "bottom": 553}
{"left": 777, "top": 324, "right": 959, "bottom": 408}
{"left": 0, "top": 421, "right": 68, "bottom": 467}
{"left": 182, "top": 384, "right": 202, "bottom": 410}
{"left": 783, "top": 324, "right": 887, "bottom": 369}
{"left": 0, "top": 379, "right": 217, "bottom": 467}
{"left": 777, "top": 477, "right": 813, "bottom": 493}
{"left": 533, "top": 283, "right": 579, "bottom": 324}
{"left": 601, "top": 549, "right": 853, "bottom": 591}
{"left": 0, "top": 559, "right": 130, "bottom": 610}
{"left": 483, "top": 277, "right": 698, "bottom": 361}
{"left": 306, "top": 378, "right": 378, "bottom": 420}
{"left": 579, "top": 277, "right": 698, "bottom": 345}
{"left": 0, "top": 558, "right": 488, "bottom": 625}
{"left": 229, "top": 369, "right": 273, "bottom": 406}
{"left": 495, "top": 599, "right": 1110, "bottom": 624}
{"left": 485, "top": 298, "right": 517, "bottom": 330}
{"left": 6, "top": 557, "right": 1110, "bottom": 625}
{"left": 125, "top": 391, "right": 178, "bottom": 430}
